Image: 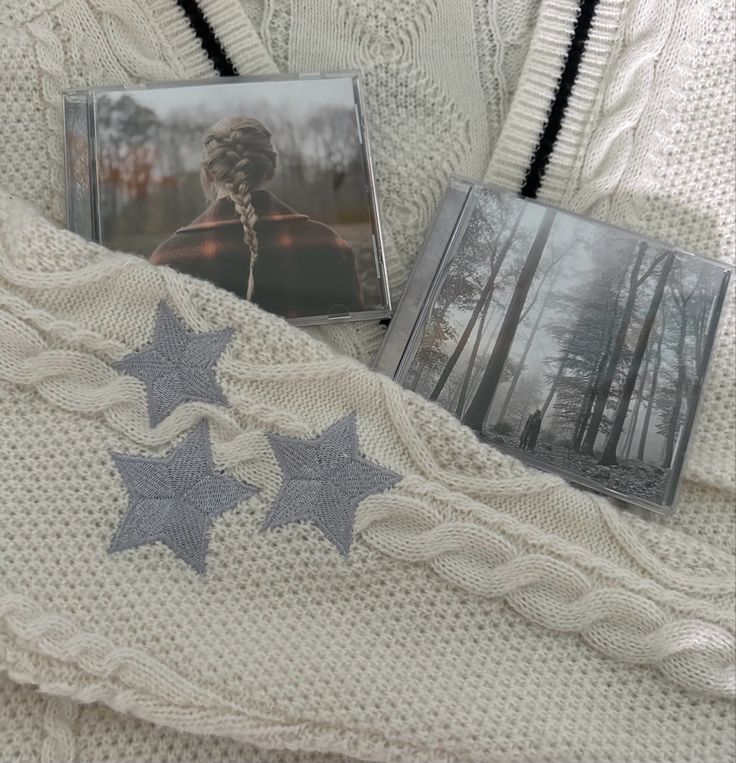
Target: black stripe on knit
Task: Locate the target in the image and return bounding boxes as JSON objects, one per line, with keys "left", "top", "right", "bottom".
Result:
{"left": 521, "top": 0, "right": 600, "bottom": 199}
{"left": 175, "top": 0, "right": 239, "bottom": 76}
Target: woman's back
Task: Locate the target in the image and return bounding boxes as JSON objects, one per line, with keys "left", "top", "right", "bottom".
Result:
{"left": 151, "top": 191, "right": 364, "bottom": 319}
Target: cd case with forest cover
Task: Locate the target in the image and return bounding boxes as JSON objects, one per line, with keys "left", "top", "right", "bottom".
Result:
{"left": 62, "top": 73, "right": 391, "bottom": 326}
{"left": 375, "top": 178, "right": 732, "bottom": 514}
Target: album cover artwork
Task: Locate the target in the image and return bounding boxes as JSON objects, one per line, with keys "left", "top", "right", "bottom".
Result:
{"left": 376, "top": 179, "right": 732, "bottom": 513}
{"left": 63, "top": 74, "right": 390, "bottom": 326}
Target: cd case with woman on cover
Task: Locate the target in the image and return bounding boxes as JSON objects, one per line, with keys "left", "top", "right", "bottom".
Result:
{"left": 62, "top": 73, "right": 391, "bottom": 326}
{"left": 375, "top": 178, "right": 732, "bottom": 514}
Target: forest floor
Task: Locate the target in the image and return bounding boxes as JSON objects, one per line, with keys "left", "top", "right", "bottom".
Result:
{"left": 484, "top": 435, "right": 671, "bottom": 506}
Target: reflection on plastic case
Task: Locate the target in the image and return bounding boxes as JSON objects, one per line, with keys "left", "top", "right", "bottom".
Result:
{"left": 63, "top": 72, "right": 391, "bottom": 327}
{"left": 375, "top": 177, "right": 733, "bottom": 515}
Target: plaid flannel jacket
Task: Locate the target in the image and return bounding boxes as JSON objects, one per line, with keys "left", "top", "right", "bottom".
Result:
{"left": 150, "top": 191, "right": 365, "bottom": 319}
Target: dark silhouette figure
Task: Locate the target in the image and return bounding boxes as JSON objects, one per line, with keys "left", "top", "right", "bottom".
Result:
{"left": 519, "top": 409, "right": 542, "bottom": 451}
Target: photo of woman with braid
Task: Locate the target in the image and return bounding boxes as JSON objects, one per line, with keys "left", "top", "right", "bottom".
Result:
{"left": 88, "top": 77, "right": 388, "bottom": 323}
{"left": 150, "top": 116, "right": 365, "bottom": 318}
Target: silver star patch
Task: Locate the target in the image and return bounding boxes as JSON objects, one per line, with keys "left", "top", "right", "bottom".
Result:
{"left": 113, "top": 302, "right": 233, "bottom": 426}
{"left": 263, "top": 413, "right": 401, "bottom": 556}
{"left": 110, "top": 422, "right": 257, "bottom": 573}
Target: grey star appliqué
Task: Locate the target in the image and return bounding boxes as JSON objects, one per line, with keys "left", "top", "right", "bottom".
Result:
{"left": 113, "top": 301, "right": 233, "bottom": 426}
{"left": 109, "top": 422, "right": 257, "bottom": 573}
{"left": 263, "top": 413, "right": 401, "bottom": 556}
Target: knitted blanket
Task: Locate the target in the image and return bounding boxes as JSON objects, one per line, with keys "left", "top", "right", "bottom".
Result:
{"left": 1, "top": 1, "right": 735, "bottom": 761}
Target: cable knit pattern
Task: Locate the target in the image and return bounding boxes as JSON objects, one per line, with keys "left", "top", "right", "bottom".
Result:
{"left": 0, "top": 673, "right": 357, "bottom": 763}
{"left": 41, "top": 695, "right": 77, "bottom": 763}
{"left": 259, "top": 0, "right": 539, "bottom": 293}
{"left": 550, "top": 0, "right": 676, "bottom": 219}
{"left": 1, "top": 0, "right": 735, "bottom": 760}
{"left": 0, "top": 193, "right": 735, "bottom": 763}
{"left": 483, "top": 0, "right": 582, "bottom": 189}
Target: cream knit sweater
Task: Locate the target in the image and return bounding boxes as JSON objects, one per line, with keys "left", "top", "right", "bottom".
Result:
{"left": 1, "top": 1, "right": 734, "bottom": 762}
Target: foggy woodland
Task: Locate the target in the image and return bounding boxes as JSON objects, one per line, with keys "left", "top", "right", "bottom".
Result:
{"left": 406, "top": 189, "right": 725, "bottom": 505}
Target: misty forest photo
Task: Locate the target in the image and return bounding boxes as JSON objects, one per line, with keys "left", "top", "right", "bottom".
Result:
{"left": 404, "top": 188, "right": 728, "bottom": 508}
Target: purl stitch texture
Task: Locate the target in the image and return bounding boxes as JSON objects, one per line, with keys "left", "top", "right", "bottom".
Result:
{"left": 0, "top": 192, "right": 734, "bottom": 762}
{"left": 1, "top": 0, "right": 735, "bottom": 760}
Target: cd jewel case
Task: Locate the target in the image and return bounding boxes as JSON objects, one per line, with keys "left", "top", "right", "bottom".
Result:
{"left": 63, "top": 72, "right": 391, "bottom": 327}
{"left": 375, "top": 178, "right": 733, "bottom": 514}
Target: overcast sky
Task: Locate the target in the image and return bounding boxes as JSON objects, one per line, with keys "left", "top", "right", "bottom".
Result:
{"left": 98, "top": 76, "right": 358, "bottom": 122}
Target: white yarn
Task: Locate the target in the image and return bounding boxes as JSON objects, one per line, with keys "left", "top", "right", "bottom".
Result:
{"left": 1, "top": 191, "right": 734, "bottom": 763}
{"left": 41, "top": 695, "right": 77, "bottom": 763}
{"left": 0, "top": 0, "right": 734, "bottom": 761}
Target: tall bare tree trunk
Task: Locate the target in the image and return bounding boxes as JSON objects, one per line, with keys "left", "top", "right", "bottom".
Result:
{"left": 455, "top": 291, "right": 492, "bottom": 416}
{"left": 686, "top": 297, "right": 711, "bottom": 418}
{"left": 465, "top": 308, "right": 503, "bottom": 410}
{"left": 463, "top": 208, "right": 557, "bottom": 432}
{"left": 581, "top": 241, "right": 648, "bottom": 454}
{"left": 496, "top": 288, "right": 549, "bottom": 424}
{"left": 663, "top": 296, "right": 689, "bottom": 468}
{"left": 540, "top": 354, "right": 568, "bottom": 421}
{"left": 429, "top": 205, "right": 525, "bottom": 401}
{"left": 572, "top": 350, "right": 608, "bottom": 451}
{"left": 571, "top": 269, "right": 627, "bottom": 451}
{"left": 623, "top": 335, "right": 655, "bottom": 457}
{"left": 672, "top": 274, "right": 729, "bottom": 482}
{"left": 600, "top": 253, "right": 675, "bottom": 466}
{"left": 637, "top": 311, "right": 665, "bottom": 462}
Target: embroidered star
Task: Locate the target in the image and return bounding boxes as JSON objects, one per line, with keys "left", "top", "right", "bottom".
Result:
{"left": 263, "top": 413, "right": 401, "bottom": 556}
{"left": 113, "top": 301, "right": 233, "bottom": 426}
{"left": 109, "top": 422, "right": 257, "bottom": 573}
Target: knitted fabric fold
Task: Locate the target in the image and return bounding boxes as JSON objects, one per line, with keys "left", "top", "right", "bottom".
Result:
{"left": 2, "top": 0, "right": 735, "bottom": 760}
{"left": 1, "top": 194, "right": 734, "bottom": 761}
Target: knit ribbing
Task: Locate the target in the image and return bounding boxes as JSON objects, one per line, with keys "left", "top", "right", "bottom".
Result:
{"left": 546, "top": 0, "right": 681, "bottom": 218}
{"left": 532, "top": 0, "right": 629, "bottom": 203}
{"left": 174, "top": 0, "right": 238, "bottom": 75}
{"left": 521, "top": 0, "right": 601, "bottom": 197}
{"left": 197, "top": 0, "right": 278, "bottom": 75}
{"left": 484, "top": 0, "right": 583, "bottom": 190}
{"left": 2, "top": 1, "right": 735, "bottom": 760}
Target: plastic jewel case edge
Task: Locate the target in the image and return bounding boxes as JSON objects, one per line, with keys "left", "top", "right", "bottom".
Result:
{"left": 62, "top": 71, "right": 392, "bottom": 328}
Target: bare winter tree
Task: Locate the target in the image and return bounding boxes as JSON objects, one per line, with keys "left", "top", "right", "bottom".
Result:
{"left": 579, "top": 240, "right": 649, "bottom": 453}
{"left": 623, "top": 313, "right": 659, "bottom": 458}
{"left": 429, "top": 199, "right": 526, "bottom": 401}
{"left": 454, "top": 289, "right": 493, "bottom": 416}
{"left": 406, "top": 317, "right": 455, "bottom": 392}
{"left": 463, "top": 207, "right": 557, "bottom": 431}
{"left": 599, "top": 252, "right": 675, "bottom": 466}
{"left": 540, "top": 353, "right": 567, "bottom": 420}
{"left": 96, "top": 95, "right": 161, "bottom": 237}
{"left": 495, "top": 247, "right": 569, "bottom": 425}
{"left": 659, "top": 262, "right": 705, "bottom": 467}
{"left": 636, "top": 308, "right": 666, "bottom": 462}
{"left": 544, "top": 255, "right": 628, "bottom": 447}
{"left": 459, "top": 303, "right": 508, "bottom": 416}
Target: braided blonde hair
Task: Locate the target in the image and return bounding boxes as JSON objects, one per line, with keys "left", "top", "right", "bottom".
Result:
{"left": 200, "top": 116, "right": 277, "bottom": 301}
